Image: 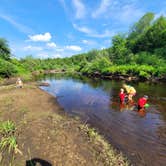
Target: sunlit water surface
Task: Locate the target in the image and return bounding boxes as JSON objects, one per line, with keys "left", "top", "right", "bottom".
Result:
{"left": 39, "top": 74, "right": 166, "bottom": 166}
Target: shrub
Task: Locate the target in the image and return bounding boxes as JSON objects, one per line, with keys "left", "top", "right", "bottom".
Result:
{"left": 0, "top": 58, "right": 18, "bottom": 77}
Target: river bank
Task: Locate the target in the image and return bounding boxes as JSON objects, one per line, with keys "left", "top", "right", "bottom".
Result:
{"left": 0, "top": 83, "right": 129, "bottom": 166}
{"left": 0, "top": 68, "right": 165, "bottom": 87}
{"left": 82, "top": 72, "right": 166, "bottom": 83}
{"left": 32, "top": 69, "right": 166, "bottom": 83}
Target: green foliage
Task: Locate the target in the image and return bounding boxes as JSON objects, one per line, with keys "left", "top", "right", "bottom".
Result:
{"left": 0, "top": 58, "right": 17, "bottom": 77}
{"left": 128, "top": 15, "right": 166, "bottom": 55}
{"left": 0, "top": 38, "right": 11, "bottom": 61}
{"left": 0, "top": 120, "right": 15, "bottom": 135}
{"left": 139, "top": 71, "right": 150, "bottom": 79}
{"left": 127, "top": 12, "right": 155, "bottom": 53}
{"left": 0, "top": 136, "right": 17, "bottom": 153}
{"left": 102, "top": 64, "right": 165, "bottom": 79}
{"left": 132, "top": 52, "right": 166, "bottom": 66}
{"left": 0, "top": 120, "right": 22, "bottom": 165}
{"left": 87, "top": 128, "right": 98, "bottom": 138}
{"left": 110, "top": 34, "right": 131, "bottom": 64}
{"left": 128, "top": 12, "right": 154, "bottom": 39}
{"left": 81, "top": 56, "right": 112, "bottom": 74}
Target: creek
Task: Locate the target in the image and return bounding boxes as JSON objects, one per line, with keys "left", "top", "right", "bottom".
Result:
{"left": 39, "top": 74, "right": 166, "bottom": 166}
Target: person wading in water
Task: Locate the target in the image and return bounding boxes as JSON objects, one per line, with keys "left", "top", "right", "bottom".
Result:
{"left": 123, "top": 84, "right": 136, "bottom": 102}
{"left": 138, "top": 95, "right": 149, "bottom": 110}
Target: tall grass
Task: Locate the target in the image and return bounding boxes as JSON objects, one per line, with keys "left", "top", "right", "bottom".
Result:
{"left": 0, "top": 120, "right": 22, "bottom": 165}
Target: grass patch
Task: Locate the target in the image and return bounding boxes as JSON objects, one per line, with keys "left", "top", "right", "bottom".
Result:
{"left": 0, "top": 121, "right": 15, "bottom": 135}
{"left": 0, "top": 120, "right": 22, "bottom": 165}
{"left": 80, "top": 124, "right": 130, "bottom": 166}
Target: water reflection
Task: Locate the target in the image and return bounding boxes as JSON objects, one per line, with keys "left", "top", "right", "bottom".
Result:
{"left": 138, "top": 109, "right": 146, "bottom": 117}
{"left": 39, "top": 73, "right": 166, "bottom": 166}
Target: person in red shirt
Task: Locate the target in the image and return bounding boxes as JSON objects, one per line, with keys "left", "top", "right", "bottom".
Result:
{"left": 119, "top": 88, "right": 126, "bottom": 104}
{"left": 138, "top": 95, "right": 148, "bottom": 110}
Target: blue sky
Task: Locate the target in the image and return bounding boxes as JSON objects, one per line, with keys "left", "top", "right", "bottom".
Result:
{"left": 0, "top": 0, "right": 165, "bottom": 59}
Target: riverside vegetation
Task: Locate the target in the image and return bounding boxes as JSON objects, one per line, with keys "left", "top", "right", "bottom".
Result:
{"left": 0, "top": 13, "right": 166, "bottom": 82}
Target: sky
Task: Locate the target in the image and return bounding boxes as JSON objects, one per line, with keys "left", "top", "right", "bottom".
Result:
{"left": 0, "top": 0, "right": 165, "bottom": 59}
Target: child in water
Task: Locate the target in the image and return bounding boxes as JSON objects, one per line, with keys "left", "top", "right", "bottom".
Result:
{"left": 137, "top": 95, "right": 149, "bottom": 110}
{"left": 119, "top": 88, "right": 126, "bottom": 104}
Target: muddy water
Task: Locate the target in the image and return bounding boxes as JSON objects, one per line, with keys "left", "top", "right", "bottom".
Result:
{"left": 40, "top": 74, "right": 166, "bottom": 166}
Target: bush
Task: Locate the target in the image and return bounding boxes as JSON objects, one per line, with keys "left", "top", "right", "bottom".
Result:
{"left": 0, "top": 58, "right": 17, "bottom": 77}
{"left": 81, "top": 56, "right": 112, "bottom": 74}
{"left": 139, "top": 71, "right": 150, "bottom": 79}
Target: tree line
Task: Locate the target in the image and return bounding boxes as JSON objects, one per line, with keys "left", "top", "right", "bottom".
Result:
{"left": 0, "top": 13, "right": 166, "bottom": 80}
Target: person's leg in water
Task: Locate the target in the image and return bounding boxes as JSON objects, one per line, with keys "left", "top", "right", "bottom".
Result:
{"left": 138, "top": 105, "right": 146, "bottom": 117}
{"left": 128, "top": 92, "right": 136, "bottom": 104}
{"left": 120, "top": 103, "right": 125, "bottom": 111}
{"left": 124, "top": 95, "right": 129, "bottom": 104}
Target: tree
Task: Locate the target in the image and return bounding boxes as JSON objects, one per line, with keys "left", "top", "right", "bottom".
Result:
{"left": 133, "top": 16, "right": 166, "bottom": 54}
{"left": 127, "top": 13, "right": 155, "bottom": 53}
{"left": 0, "top": 38, "right": 11, "bottom": 60}
{"left": 129, "top": 12, "right": 154, "bottom": 37}
{"left": 0, "top": 58, "right": 17, "bottom": 77}
{"left": 145, "top": 16, "right": 166, "bottom": 50}
{"left": 110, "top": 34, "right": 130, "bottom": 64}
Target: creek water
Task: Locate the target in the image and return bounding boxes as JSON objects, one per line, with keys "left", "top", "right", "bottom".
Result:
{"left": 39, "top": 73, "right": 166, "bottom": 166}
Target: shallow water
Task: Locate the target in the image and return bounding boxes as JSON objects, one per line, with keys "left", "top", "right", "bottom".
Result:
{"left": 39, "top": 74, "right": 166, "bottom": 166}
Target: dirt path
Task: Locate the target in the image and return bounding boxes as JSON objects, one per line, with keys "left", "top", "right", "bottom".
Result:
{"left": 0, "top": 84, "right": 129, "bottom": 166}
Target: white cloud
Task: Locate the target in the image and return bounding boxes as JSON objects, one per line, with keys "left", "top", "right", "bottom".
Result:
{"left": 82, "top": 39, "right": 96, "bottom": 45}
{"left": 66, "top": 45, "right": 82, "bottom": 51}
{"left": 82, "top": 40, "right": 89, "bottom": 44}
{"left": 46, "top": 42, "right": 56, "bottom": 48}
{"left": 0, "top": 13, "right": 33, "bottom": 34}
{"left": 73, "top": 24, "right": 92, "bottom": 34}
{"left": 56, "top": 48, "right": 64, "bottom": 52}
{"left": 23, "top": 45, "right": 43, "bottom": 51}
{"left": 118, "top": 4, "right": 144, "bottom": 23}
{"left": 92, "top": 0, "right": 112, "bottom": 18}
{"left": 73, "top": 24, "right": 115, "bottom": 38}
{"left": 91, "top": 29, "right": 115, "bottom": 38}
{"left": 91, "top": 0, "right": 143, "bottom": 24}
{"left": 72, "top": 0, "right": 86, "bottom": 19}
{"left": 28, "top": 32, "right": 52, "bottom": 42}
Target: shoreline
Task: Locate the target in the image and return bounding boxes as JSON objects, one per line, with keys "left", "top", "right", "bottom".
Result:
{"left": 0, "top": 70, "right": 166, "bottom": 87}
{"left": 0, "top": 83, "right": 130, "bottom": 166}
{"left": 32, "top": 69, "right": 166, "bottom": 82}
{"left": 82, "top": 72, "right": 166, "bottom": 83}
